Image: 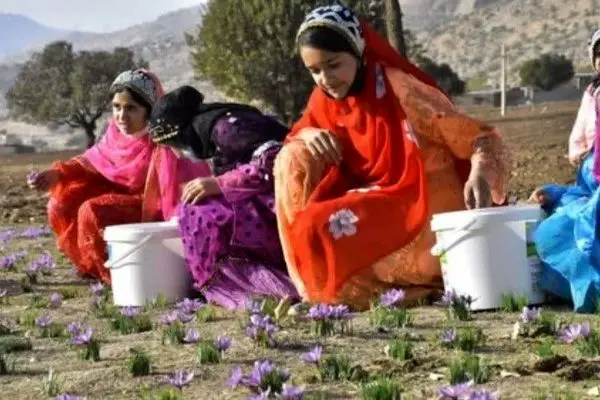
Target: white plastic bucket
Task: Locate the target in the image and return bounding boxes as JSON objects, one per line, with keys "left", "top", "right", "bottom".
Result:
{"left": 103, "top": 220, "right": 191, "bottom": 307}
{"left": 430, "top": 204, "right": 546, "bottom": 311}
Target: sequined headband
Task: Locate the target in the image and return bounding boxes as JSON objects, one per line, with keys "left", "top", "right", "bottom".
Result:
{"left": 149, "top": 118, "right": 180, "bottom": 143}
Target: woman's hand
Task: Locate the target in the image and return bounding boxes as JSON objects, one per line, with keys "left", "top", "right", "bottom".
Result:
{"left": 181, "top": 177, "right": 221, "bottom": 204}
{"left": 28, "top": 169, "right": 59, "bottom": 191}
{"left": 528, "top": 187, "right": 548, "bottom": 206}
{"left": 298, "top": 127, "right": 343, "bottom": 165}
{"left": 463, "top": 173, "right": 492, "bottom": 209}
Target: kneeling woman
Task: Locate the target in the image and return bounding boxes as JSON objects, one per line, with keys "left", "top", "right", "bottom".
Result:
{"left": 149, "top": 86, "right": 298, "bottom": 309}
{"left": 28, "top": 70, "right": 209, "bottom": 283}
{"left": 274, "top": 3, "right": 510, "bottom": 309}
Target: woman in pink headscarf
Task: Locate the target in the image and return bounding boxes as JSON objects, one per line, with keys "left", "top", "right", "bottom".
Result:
{"left": 28, "top": 69, "right": 210, "bottom": 283}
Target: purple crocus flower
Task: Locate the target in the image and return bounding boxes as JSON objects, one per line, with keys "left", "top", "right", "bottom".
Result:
{"left": 560, "top": 323, "right": 591, "bottom": 344}
{"left": 330, "top": 304, "right": 352, "bottom": 320}
{"left": 215, "top": 336, "right": 233, "bottom": 352}
{"left": 301, "top": 345, "right": 322, "bottom": 364}
{"left": 90, "top": 282, "right": 104, "bottom": 296}
{"left": 0, "top": 230, "right": 15, "bottom": 245}
{"left": 55, "top": 395, "right": 87, "bottom": 400}
{"left": 159, "top": 311, "right": 179, "bottom": 325}
{"left": 49, "top": 292, "right": 63, "bottom": 308}
{"left": 280, "top": 384, "right": 305, "bottom": 400}
{"left": 72, "top": 327, "right": 94, "bottom": 345}
{"left": 35, "top": 315, "right": 53, "bottom": 328}
{"left": 435, "top": 290, "right": 457, "bottom": 307}
{"left": 176, "top": 298, "right": 204, "bottom": 314}
{"left": 183, "top": 327, "right": 200, "bottom": 344}
{"left": 380, "top": 289, "right": 406, "bottom": 308}
{"left": 520, "top": 307, "right": 541, "bottom": 324}
{"left": 0, "top": 255, "right": 17, "bottom": 270}
{"left": 469, "top": 390, "right": 499, "bottom": 400}
{"left": 227, "top": 366, "right": 245, "bottom": 388}
{"left": 119, "top": 306, "right": 141, "bottom": 318}
{"left": 164, "top": 370, "right": 194, "bottom": 389}
{"left": 27, "top": 261, "right": 41, "bottom": 275}
{"left": 246, "top": 360, "right": 275, "bottom": 388}
{"left": 177, "top": 310, "right": 196, "bottom": 324}
{"left": 307, "top": 304, "right": 332, "bottom": 321}
{"left": 245, "top": 299, "right": 263, "bottom": 315}
{"left": 0, "top": 289, "right": 7, "bottom": 298}
{"left": 19, "top": 226, "right": 51, "bottom": 239}
{"left": 66, "top": 321, "right": 84, "bottom": 336}
{"left": 438, "top": 382, "right": 472, "bottom": 399}
{"left": 441, "top": 328, "right": 457, "bottom": 344}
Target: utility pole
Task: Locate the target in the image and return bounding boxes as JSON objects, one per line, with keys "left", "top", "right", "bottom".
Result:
{"left": 500, "top": 43, "right": 507, "bottom": 117}
{"left": 384, "top": 0, "right": 407, "bottom": 57}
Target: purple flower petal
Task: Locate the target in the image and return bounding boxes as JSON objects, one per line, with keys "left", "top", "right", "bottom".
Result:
{"left": 469, "top": 389, "right": 499, "bottom": 400}
{"left": 183, "top": 328, "right": 200, "bottom": 344}
{"left": 164, "top": 370, "right": 194, "bottom": 389}
{"left": 520, "top": 307, "right": 541, "bottom": 324}
{"left": 176, "top": 298, "right": 204, "bottom": 314}
{"left": 438, "top": 382, "right": 472, "bottom": 399}
{"left": 35, "top": 315, "right": 53, "bottom": 328}
{"left": 301, "top": 345, "right": 322, "bottom": 364}
{"left": 119, "top": 306, "right": 141, "bottom": 317}
{"left": 560, "top": 323, "right": 592, "bottom": 344}
{"left": 380, "top": 289, "right": 406, "bottom": 308}
{"left": 280, "top": 384, "right": 305, "bottom": 400}
{"left": 90, "top": 282, "right": 104, "bottom": 296}
{"left": 50, "top": 292, "right": 63, "bottom": 308}
{"left": 215, "top": 336, "right": 232, "bottom": 352}
{"left": 227, "top": 366, "right": 244, "bottom": 388}
{"left": 441, "top": 328, "right": 457, "bottom": 344}
{"left": 71, "top": 327, "right": 93, "bottom": 345}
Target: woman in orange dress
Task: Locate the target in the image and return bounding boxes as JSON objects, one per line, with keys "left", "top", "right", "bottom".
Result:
{"left": 28, "top": 69, "right": 210, "bottom": 283}
{"left": 273, "top": 3, "right": 510, "bottom": 309}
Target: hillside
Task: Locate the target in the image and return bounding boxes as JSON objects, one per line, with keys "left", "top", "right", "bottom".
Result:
{"left": 419, "top": 0, "right": 598, "bottom": 86}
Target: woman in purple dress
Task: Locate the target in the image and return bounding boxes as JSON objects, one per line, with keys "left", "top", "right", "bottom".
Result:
{"left": 148, "top": 86, "right": 298, "bottom": 309}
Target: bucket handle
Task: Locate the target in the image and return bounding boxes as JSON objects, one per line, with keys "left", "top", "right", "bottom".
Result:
{"left": 430, "top": 216, "right": 477, "bottom": 257}
{"left": 104, "top": 234, "right": 153, "bottom": 269}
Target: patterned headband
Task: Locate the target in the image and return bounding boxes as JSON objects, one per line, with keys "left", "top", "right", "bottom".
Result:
{"left": 297, "top": 3, "right": 365, "bottom": 57}
{"left": 111, "top": 70, "right": 158, "bottom": 107}
{"left": 149, "top": 119, "right": 180, "bottom": 143}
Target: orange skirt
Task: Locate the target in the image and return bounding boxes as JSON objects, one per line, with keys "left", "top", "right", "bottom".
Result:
{"left": 48, "top": 159, "right": 144, "bottom": 283}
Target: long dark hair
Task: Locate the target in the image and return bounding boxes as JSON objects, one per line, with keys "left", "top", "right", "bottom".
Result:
{"left": 297, "top": 26, "right": 360, "bottom": 57}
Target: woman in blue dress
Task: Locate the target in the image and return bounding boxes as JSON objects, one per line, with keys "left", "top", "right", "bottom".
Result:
{"left": 531, "top": 29, "right": 600, "bottom": 312}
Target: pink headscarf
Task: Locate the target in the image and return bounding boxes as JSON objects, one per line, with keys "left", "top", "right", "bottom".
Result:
{"left": 82, "top": 69, "right": 210, "bottom": 220}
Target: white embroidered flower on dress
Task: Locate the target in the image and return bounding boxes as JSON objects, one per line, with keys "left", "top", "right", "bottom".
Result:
{"left": 328, "top": 209, "right": 359, "bottom": 240}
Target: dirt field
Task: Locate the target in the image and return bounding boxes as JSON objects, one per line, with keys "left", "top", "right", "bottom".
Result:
{"left": 0, "top": 101, "right": 596, "bottom": 399}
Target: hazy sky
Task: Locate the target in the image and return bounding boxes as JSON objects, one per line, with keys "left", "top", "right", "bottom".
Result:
{"left": 0, "top": 0, "right": 206, "bottom": 32}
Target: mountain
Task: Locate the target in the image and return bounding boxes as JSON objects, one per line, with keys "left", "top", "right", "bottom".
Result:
{"left": 412, "top": 0, "right": 599, "bottom": 86}
{"left": 0, "top": 13, "right": 72, "bottom": 60}
{"left": 0, "top": 5, "right": 220, "bottom": 100}
{"left": 399, "top": 0, "right": 512, "bottom": 30}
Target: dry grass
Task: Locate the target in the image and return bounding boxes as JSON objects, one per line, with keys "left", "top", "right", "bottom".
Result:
{"left": 0, "top": 101, "right": 595, "bottom": 399}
